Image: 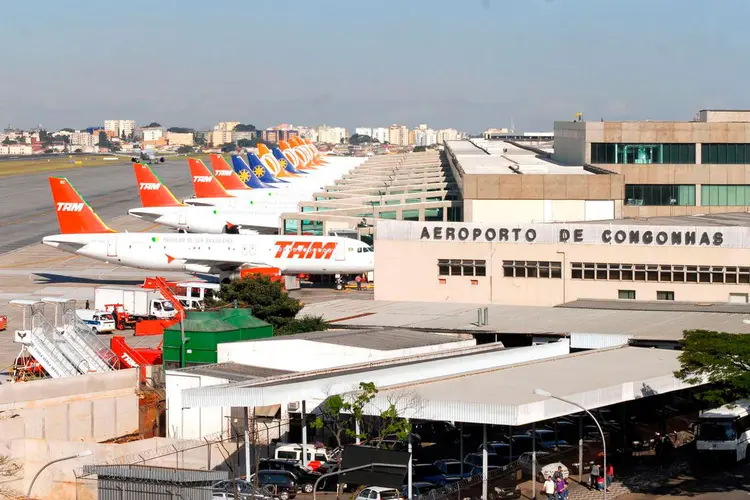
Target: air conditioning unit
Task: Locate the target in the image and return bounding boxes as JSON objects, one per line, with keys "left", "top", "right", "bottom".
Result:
{"left": 287, "top": 402, "right": 300, "bottom": 412}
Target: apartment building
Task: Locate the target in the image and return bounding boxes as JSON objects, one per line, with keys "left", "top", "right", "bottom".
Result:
{"left": 69, "top": 132, "right": 96, "bottom": 147}
{"left": 166, "top": 132, "right": 194, "bottom": 146}
{"left": 317, "top": 125, "right": 347, "bottom": 144}
{"left": 388, "top": 125, "right": 409, "bottom": 146}
{"left": 104, "top": 120, "right": 135, "bottom": 138}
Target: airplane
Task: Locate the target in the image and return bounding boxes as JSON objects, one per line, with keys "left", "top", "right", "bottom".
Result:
{"left": 110, "top": 145, "right": 180, "bottom": 164}
{"left": 128, "top": 163, "right": 279, "bottom": 234}
{"left": 43, "top": 177, "right": 374, "bottom": 283}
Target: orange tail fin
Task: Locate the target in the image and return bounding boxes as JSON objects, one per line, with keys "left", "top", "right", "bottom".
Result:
{"left": 189, "top": 159, "right": 232, "bottom": 198}
{"left": 209, "top": 154, "right": 250, "bottom": 190}
{"left": 133, "top": 163, "right": 183, "bottom": 207}
{"left": 49, "top": 177, "right": 115, "bottom": 234}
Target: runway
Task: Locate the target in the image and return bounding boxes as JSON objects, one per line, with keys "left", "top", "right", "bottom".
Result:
{"left": 0, "top": 159, "right": 195, "bottom": 254}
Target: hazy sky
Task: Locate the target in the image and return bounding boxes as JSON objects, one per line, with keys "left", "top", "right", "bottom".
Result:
{"left": 1, "top": 0, "right": 748, "bottom": 133}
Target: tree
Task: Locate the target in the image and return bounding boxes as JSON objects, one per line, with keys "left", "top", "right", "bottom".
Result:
{"left": 205, "top": 275, "right": 328, "bottom": 335}
{"left": 98, "top": 131, "right": 109, "bottom": 147}
{"left": 234, "top": 124, "right": 256, "bottom": 132}
{"left": 60, "top": 127, "right": 75, "bottom": 133}
{"left": 74, "top": 148, "right": 82, "bottom": 153}
{"left": 168, "top": 127, "right": 195, "bottom": 133}
{"left": 675, "top": 330, "right": 750, "bottom": 405}
{"left": 121, "top": 130, "right": 127, "bottom": 140}
{"left": 176, "top": 145, "right": 194, "bottom": 154}
{"left": 147, "top": 122, "right": 161, "bottom": 128}
{"left": 413, "top": 146, "right": 426, "bottom": 152}
{"left": 1, "top": 137, "right": 12, "bottom": 145}
{"left": 194, "top": 134, "right": 207, "bottom": 146}
{"left": 349, "top": 134, "right": 372, "bottom": 145}
{"left": 220, "top": 143, "right": 237, "bottom": 153}
{"left": 237, "top": 138, "right": 255, "bottom": 148}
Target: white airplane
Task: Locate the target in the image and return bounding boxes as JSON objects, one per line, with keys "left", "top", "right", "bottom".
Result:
{"left": 128, "top": 163, "right": 280, "bottom": 235}
{"left": 43, "top": 177, "right": 375, "bottom": 283}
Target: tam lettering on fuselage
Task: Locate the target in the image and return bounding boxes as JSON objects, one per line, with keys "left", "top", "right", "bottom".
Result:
{"left": 214, "top": 170, "right": 232, "bottom": 176}
{"left": 192, "top": 176, "right": 213, "bottom": 183}
{"left": 274, "top": 241, "right": 336, "bottom": 259}
{"left": 139, "top": 183, "right": 161, "bottom": 190}
{"left": 56, "top": 202, "right": 84, "bottom": 212}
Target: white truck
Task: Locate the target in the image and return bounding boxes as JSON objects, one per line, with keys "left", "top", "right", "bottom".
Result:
{"left": 94, "top": 287, "right": 176, "bottom": 320}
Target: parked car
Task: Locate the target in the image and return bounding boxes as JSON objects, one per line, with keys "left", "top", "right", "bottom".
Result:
{"left": 250, "top": 470, "right": 298, "bottom": 500}
{"left": 433, "top": 459, "right": 472, "bottom": 480}
{"left": 525, "top": 429, "right": 570, "bottom": 449}
{"left": 412, "top": 463, "right": 454, "bottom": 486}
{"left": 464, "top": 452, "right": 510, "bottom": 468}
{"left": 478, "top": 442, "right": 520, "bottom": 462}
{"left": 212, "top": 479, "right": 273, "bottom": 500}
{"left": 412, "top": 421, "right": 462, "bottom": 445}
{"left": 257, "top": 458, "right": 324, "bottom": 493}
{"left": 400, "top": 482, "right": 438, "bottom": 498}
{"left": 355, "top": 486, "right": 401, "bottom": 500}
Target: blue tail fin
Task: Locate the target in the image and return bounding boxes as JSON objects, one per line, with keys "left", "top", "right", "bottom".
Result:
{"left": 247, "top": 153, "right": 282, "bottom": 185}
{"left": 231, "top": 155, "right": 268, "bottom": 189}
{"left": 273, "top": 147, "right": 306, "bottom": 175}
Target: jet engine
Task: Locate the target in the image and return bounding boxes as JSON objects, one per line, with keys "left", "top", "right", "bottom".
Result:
{"left": 158, "top": 157, "right": 166, "bottom": 163}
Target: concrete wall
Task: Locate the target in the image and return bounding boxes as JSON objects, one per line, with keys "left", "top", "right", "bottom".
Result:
{"left": 552, "top": 121, "right": 587, "bottom": 164}
{"left": 467, "top": 200, "right": 615, "bottom": 223}
{"left": 216, "top": 337, "right": 476, "bottom": 372}
{"left": 461, "top": 172, "right": 622, "bottom": 201}
{"left": 374, "top": 238, "right": 750, "bottom": 306}
{"left": 165, "top": 372, "right": 232, "bottom": 440}
{"left": 698, "top": 110, "right": 750, "bottom": 123}
{"left": 0, "top": 369, "right": 139, "bottom": 443}
{"left": 1, "top": 436, "right": 230, "bottom": 500}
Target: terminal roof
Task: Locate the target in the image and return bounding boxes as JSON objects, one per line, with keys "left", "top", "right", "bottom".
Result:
{"left": 587, "top": 212, "right": 750, "bottom": 227}
{"left": 170, "top": 362, "right": 293, "bottom": 381}
{"left": 446, "top": 139, "right": 589, "bottom": 175}
{"left": 253, "top": 328, "right": 474, "bottom": 351}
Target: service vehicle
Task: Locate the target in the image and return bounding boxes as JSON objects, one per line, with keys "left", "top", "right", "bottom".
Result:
{"left": 696, "top": 399, "right": 750, "bottom": 462}
{"left": 75, "top": 309, "right": 115, "bottom": 333}
{"left": 94, "top": 287, "right": 175, "bottom": 320}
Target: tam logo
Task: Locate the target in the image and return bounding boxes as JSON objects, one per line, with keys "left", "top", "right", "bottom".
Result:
{"left": 192, "top": 176, "right": 213, "bottom": 183}
{"left": 214, "top": 170, "right": 232, "bottom": 176}
{"left": 275, "top": 241, "right": 336, "bottom": 259}
{"left": 56, "top": 202, "right": 84, "bottom": 212}
{"left": 139, "top": 183, "right": 161, "bottom": 190}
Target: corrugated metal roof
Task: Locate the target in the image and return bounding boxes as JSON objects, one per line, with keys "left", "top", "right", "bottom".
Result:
{"left": 259, "top": 328, "right": 474, "bottom": 350}
{"left": 362, "top": 346, "right": 694, "bottom": 426}
{"left": 82, "top": 464, "right": 228, "bottom": 483}
{"left": 559, "top": 298, "right": 750, "bottom": 314}
{"left": 169, "top": 362, "right": 293, "bottom": 381}
{"left": 300, "top": 299, "right": 750, "bottom": 342}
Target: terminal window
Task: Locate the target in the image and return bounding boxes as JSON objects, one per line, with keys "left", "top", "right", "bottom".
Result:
{"left": 571, "top": 262, "right": 750, "bottom": 284}
{"left": 701, "top": 185, "right": 750, "bottom": 206}
{"left": 657, "top": 291, "right": 675, "bottom": 301}
{"left": 625, "top": 184, "right": 695, "bottom": 206}
{"left": 591, "top": 143, "right": 695, "bottom": 164}
{"left": 438, "top": 259, "right": 486, "bottom": 277}
{"left": 502, "top": 260, "right": 562, "bottom": 278}
{"left": 701, "top": 144, "right": 750, "bottom": 164}
{"left": 618, "top": 290, "right": 636, "bottom": 300}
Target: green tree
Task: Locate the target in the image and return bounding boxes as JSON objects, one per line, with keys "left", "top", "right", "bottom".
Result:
{"left": 147, "top": 122, "right": 161, "bottom": 128}
{"left": 349, "top": 134, "right": 372, "bottom": 145}
{"left": 675, "top": 330, "right": 750, "bottom": 405}
{"left": 168, "top": 127, "right": 195, "bottom": 133}
{"left": 237, "top": 138, "right": 255, "bottom": 148}
{"left": 98, "top": 131, "right": 109, "bottom": 147}
{"left": 206, "top": 275, "right": 328, "bottom": 335}
{"left": 194, "top": 133, "right": 207, "bottom": 146}
{"left": 60, "top": 127, "right": 75, "bottom": 133}
{"left": 1, "top": 137, "right": 13, "bottom": 145}
{"left": 413, "top": 146, "right": 426, "bottom": 152}
{"left": 234, "top": 124, "right": 256, "bottom": 132}
{"left": 121, "top": 130, "right": 127, "bottom": 140}
{"left": 220, "top": 143, "right": 237, "bottom": 153}
{"left": 177, "top": 145, "right": 194, "bottom": 154}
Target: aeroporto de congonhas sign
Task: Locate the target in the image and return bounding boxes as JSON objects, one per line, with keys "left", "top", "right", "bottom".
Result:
{"left": 375, "top": 220, "right": 750, "bottom": 248}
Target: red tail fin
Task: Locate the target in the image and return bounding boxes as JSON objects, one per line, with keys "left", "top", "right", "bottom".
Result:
{"left": 209, "top": 154, "right": 249, "bottom": 190}
{"left": 189, "top": 159, "right": 232, "bottom": 198}
{"left": 133, "top": 163, "right": 183, "bottom": 207}
{"left": 49, "top": 177, "right": 115, "bottom": 234}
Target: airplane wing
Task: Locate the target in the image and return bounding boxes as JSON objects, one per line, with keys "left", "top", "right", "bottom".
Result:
{"left": 165, "top": 255, "right": 272, "bottom": 271}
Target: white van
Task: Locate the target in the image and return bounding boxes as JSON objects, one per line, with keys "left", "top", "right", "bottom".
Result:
{"left": 176, "top": 296, "right": 204, "bottom": 310}
{"left": 274, "top": 443, "right": 329, "bottom": 471}
{"left": 76, "top": 310, "right": 116, "bottom": 334}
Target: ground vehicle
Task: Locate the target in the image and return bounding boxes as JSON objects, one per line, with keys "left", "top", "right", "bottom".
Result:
{"left": 355, "top": 486, "right": 400, "bottom": 500}
{"left": 75, "top": 309, "right": 115, "bottom": 333}
{"left": 433, "top": 459, "right": 472, "bottom": 480}
{"left": 95, "top": 287, "right": 175, "bottom": 320}
{"left": 400, "top": 482, "right": 437, "bottom": 498}
{"left": 274, "top": 443, "right": 329, "bottom": 470}
{"left": 103, "top": 304, "right": 137, "bottom": 330}
{"left": 257, "top": 459, "right": 323, "bottom": 493}
{"left": 696, "top": 399, "right": 750, "bottom": 462}
{"left": 464, "top": 452, "right": 509, "bottom": 468}
{"left": 176, "top": 296, "right": 204, "bottom": 310}
{"left": 525, "top": 429, "right": 570, "bottom": 449}
{"left": 212, "top": 479, "right": 272, "bottom": 500}
{"left": 0, "top": 315, "right": 6, "bottom": 331}
{"left": 251, "top": 471, "right": 297, "bottom": 500}
{"left": 412, "top": 463, "right": 453, "bottom": 486}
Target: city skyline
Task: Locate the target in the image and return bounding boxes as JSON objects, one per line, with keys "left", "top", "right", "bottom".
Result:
{"left": 1, "top": 0, "right": 749, "bottom": 131}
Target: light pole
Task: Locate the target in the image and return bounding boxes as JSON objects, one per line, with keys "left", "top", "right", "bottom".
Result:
{"left": 26, "top": 450, "right": 92, "bottom": 500}
{"left": 534, "top": 388, "right": 607, "bottom": 500}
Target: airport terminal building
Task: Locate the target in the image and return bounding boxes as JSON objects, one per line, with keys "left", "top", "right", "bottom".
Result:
{"left": 374, "top": 214, "right": 750, "bottom": 306}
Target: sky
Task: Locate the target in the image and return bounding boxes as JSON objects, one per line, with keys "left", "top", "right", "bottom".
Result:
{"left": 1, "top": 0, "right": 748, "bottom": 134}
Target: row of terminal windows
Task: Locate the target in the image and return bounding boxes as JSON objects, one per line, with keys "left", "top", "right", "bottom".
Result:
{"left": 591, "top": 143, "right": 750, "bottom": 165}
{"left": 502, "top": 260, "right": 562, "bottom": 278}
{"left": 625, "top": 184, "right": 750, "bottom": 206}
{"left": 437, "top": 259, "right": 486, "bottom": 277}
{"left": 571, "top": 262, "right": 750, "bottom": 284}
{"left": 617, "top": 290, "right": 674, "bottom": 301}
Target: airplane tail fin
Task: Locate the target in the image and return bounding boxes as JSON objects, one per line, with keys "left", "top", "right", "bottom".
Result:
{"left": 258, "top": 144, "right": 293, "bottom": 179}
{"left": 284, "top": 138, "right": 314, "bottom": 170}
{"left": 231, "top": 154, "right": 268, "bottom": 189}
{"left": 49, "top": 177, "right": 116, "bottom": 234}
{"left": 209, "top": 154, "right": 251, "bottom": 190}
{"left": 273, "top": 146, "right": 306, "bottom": 175}
{"left": 133, "top": 163, "right": 183, "bottom": 207}
{"left": 188, "top": 159, "right": 232, "bottom": 198}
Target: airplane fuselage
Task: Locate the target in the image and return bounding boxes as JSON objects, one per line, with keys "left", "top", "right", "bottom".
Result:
{"left": 128, "top": 205, "right": 281, "bottom": 234}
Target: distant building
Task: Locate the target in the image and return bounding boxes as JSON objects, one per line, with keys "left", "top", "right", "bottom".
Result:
{"left": 166, "top": 132, "right": 194, "bottom": 146}
{"left": 355, "top": 127, "right": 372, "bottom": 138}
{"left": 297, "top": 126, "right": 318, "bottom": 142}
{"left": 69, "top": 132, "right": 96, "bottom": 147}
{"left": 413, "top": 129, "right": 437, "bottom": 147}
{"left": 211, "top": 130, "right": 233, "bottom": 146}
{"left": 371, "top": 127, "right": 389, "bottom": 144}
{"left": 261, "top": 129, "right": 298, "bottom": 144}
{"left": 388, "top": 124, "right": 409, "bottom": 146}
{"left": 142, "top": 127, "right": 164, "bottom": 142}
{"left": 232, "top": 130, "right": 257, "bottom": 143}
{"left": 104, "top": 119, "right": 136, "bottom": 138}
{"left": 215, "top": 122, "right": 240, "bottom": 132}
{"left": 0, "top": 144, "right": 32, "bottom": 155}
{"left": 437, "top": 128, "right": 460, "bottom": 143}
{"left": 317, "top": 125, "right": 347, "bottom": 144}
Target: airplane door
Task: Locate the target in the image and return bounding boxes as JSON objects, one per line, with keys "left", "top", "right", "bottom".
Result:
{"left": 106, "top": 237, "right": 117, "bottom": 257}
{"left": 241, "top": 244, "right": 249, "bottom": 257}
{"left": 335, "top": 242, "right": 345, "bottom": 261}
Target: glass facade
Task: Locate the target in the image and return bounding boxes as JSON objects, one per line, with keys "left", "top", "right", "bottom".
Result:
{"left": 591, "top": 143, "right": 695, "bottom": 164}
{"left": 625, "top": 184, "right": 695, "bottom": 206}
{"left": 701, "top": 185, "right": 750, "bottom": 206}
{"left": 701, "top": 144, "right": 750, "bottom": 164}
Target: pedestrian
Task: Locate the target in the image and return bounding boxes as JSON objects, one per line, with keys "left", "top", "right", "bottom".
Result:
{"left": 596, "top": 475, "right": 605, "bottom": 491}
{"left": 543, "top": 475, "right": 555, "bottom": 500}
{"left": 555, "top": 475, "right": 567, "bottom": 500}
{"left": 589, "top": 462, "right": 600, "bottom": 490}
{"left": 355, "top": 274, "right": 362, "bottom": 291}
{"left": 85, "top": 299, "right": 90, "bottom": 310}
{"left": 606, "top": 463, "right": 614, "bottom": 490}
{"left": 553, "top": 465, "right": 564, "bottom": 482}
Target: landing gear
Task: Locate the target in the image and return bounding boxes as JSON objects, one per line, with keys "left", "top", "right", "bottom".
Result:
{"left": 334, "top": 274, "right": 344, "bottom": 290}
